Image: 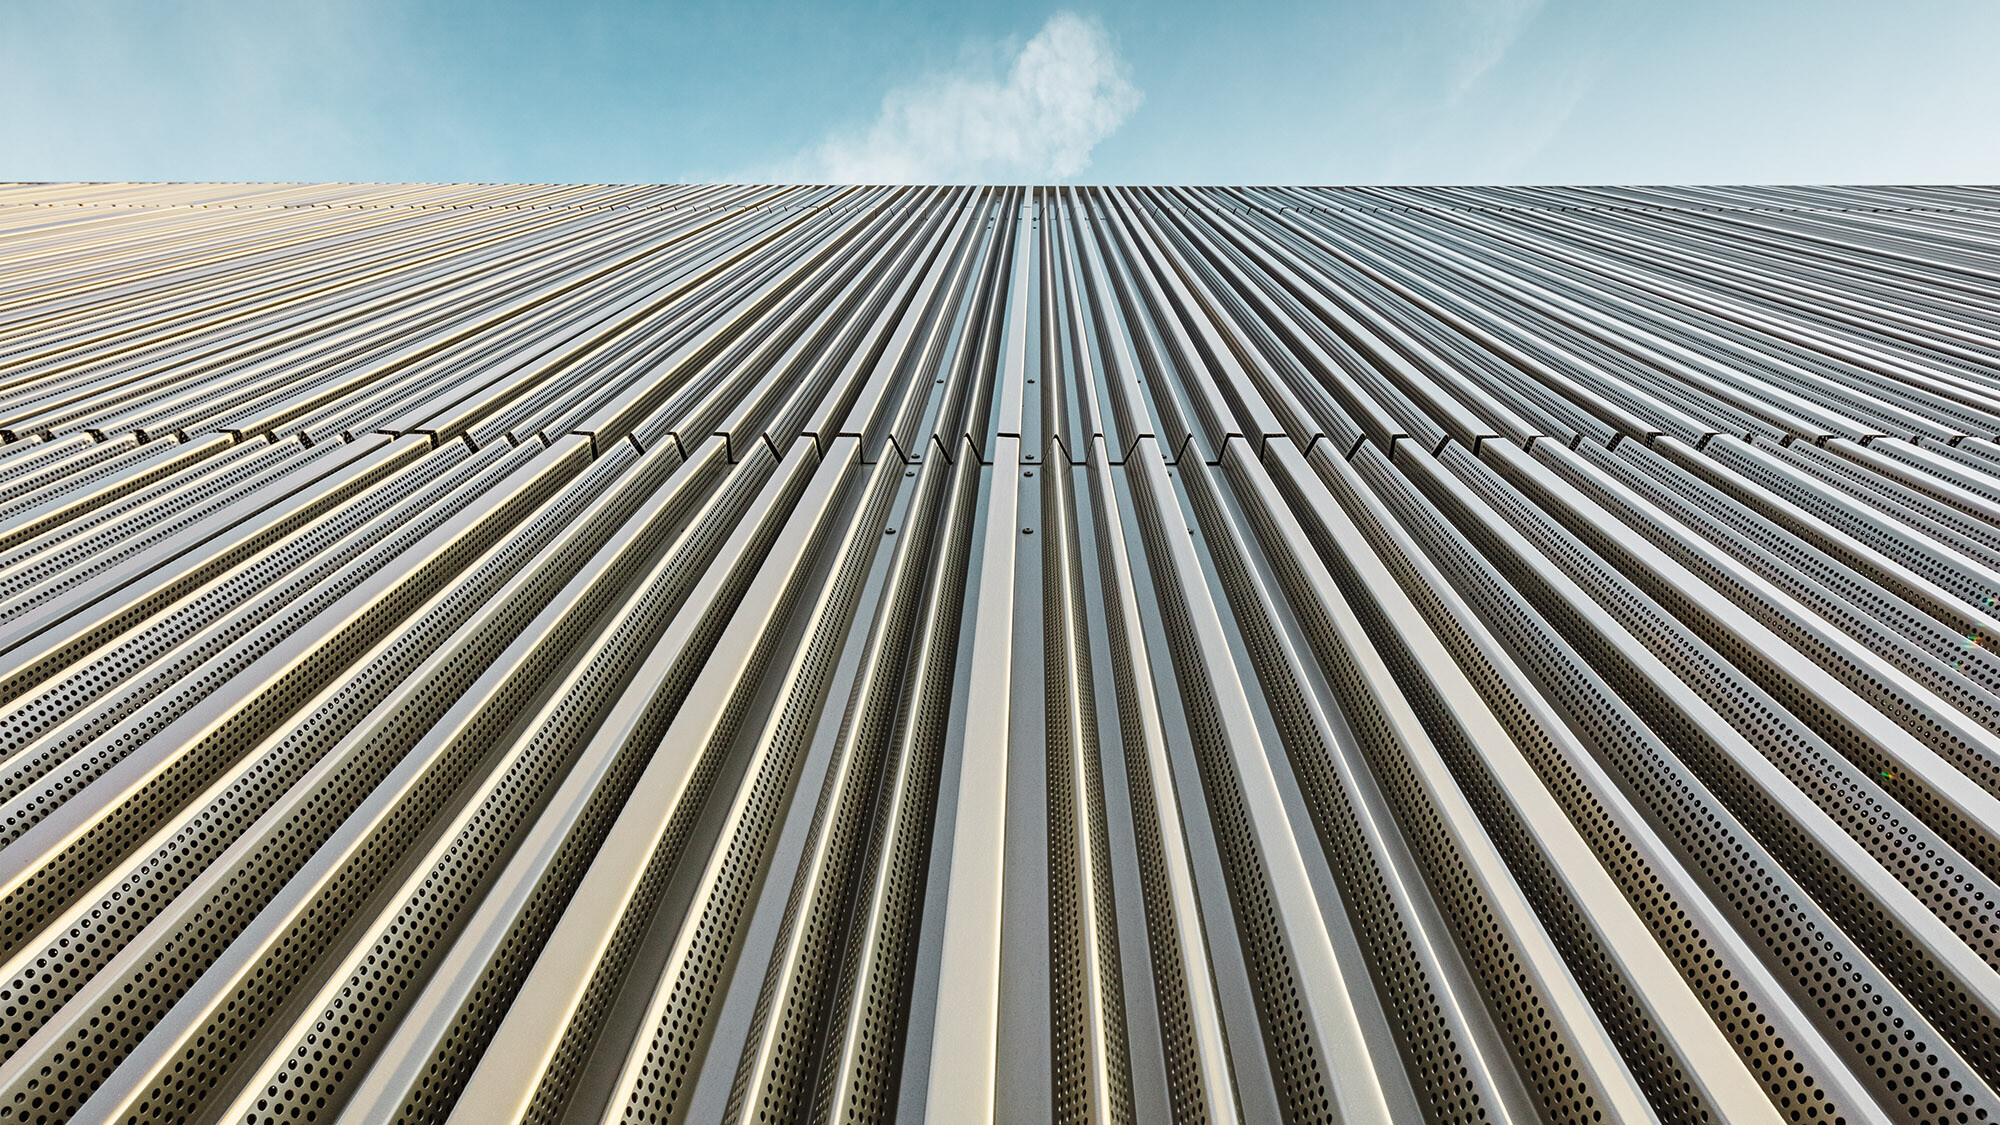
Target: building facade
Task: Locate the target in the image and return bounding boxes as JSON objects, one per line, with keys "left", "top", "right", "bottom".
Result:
{"left": 0, "top": 182, "right": 1996, "bottom": 1124}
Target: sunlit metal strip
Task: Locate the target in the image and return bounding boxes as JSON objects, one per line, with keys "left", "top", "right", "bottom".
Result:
{"left": 1381, "top": 439, "right": 2000, "bottom": 1121}
{"left": 66, "top": 438, "right": 714, "bottom": 1124}
{"left": 1429, "top": 441, "right": 2000, "bottom": 1098}
{"left": 1304, "top": 441, "right": 1884, "bottom": 1122}
{"left": 338, "top": 435, "right": 818, "bottom": 1125}
{"left": 1255, "top": 441, "right": 1775, "bottom": 1120}
{"left": 921, "top": 199, "right": 1030, "bottom": 1123}
{"left": 1063, "top": 232, "right": 1236, "bottom": 1123}
{"left": 1426, "top": 205, "right": 1993, "bottom": 439}
{"left": 445, "top": 435, "right": 855, "bottom": 1122}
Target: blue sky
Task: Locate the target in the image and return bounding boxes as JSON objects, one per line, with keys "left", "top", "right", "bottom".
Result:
{"left": 2, "top": 0, "right": 1995, "bottom": 184}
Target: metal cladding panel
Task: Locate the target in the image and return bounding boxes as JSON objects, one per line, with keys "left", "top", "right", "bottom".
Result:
{"left": 9, "top": 184, "right": 2000, "bottom": 1125}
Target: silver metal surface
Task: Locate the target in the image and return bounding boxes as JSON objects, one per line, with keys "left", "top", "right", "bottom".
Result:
{"left": 5, "top": 181, "right": 2000, "bottom": 1123}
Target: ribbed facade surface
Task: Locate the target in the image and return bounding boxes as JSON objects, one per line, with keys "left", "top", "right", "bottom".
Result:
{"left": 6, "top": 183, "right": 2000, "bottom": 1125}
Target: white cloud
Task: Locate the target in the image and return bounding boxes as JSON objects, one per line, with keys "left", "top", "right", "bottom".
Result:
{"left": 784, "top": 12, "right": 1141, "bottom": 184}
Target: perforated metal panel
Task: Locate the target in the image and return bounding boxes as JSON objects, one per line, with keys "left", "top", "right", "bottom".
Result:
{"left": 11, "top": 182, "right": 2000, "bottom": 1125}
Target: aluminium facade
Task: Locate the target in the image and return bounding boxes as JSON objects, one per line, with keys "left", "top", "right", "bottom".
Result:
{"left": 0, "top": 182, "right": 1996, "bottom": 1123}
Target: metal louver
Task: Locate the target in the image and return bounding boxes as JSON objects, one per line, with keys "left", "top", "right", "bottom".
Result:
{"left": 3, "top": 180, "right": 2000, "bottom": 1124}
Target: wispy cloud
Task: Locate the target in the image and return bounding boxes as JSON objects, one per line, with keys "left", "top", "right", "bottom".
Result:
{"left": 1449, "top": 0, "right": 1546, "bottom": 101}
{"left": 773, "top": 12, "right": 1141, "bottom": 184}
{"left": 1374, "top": 0, "right": 1642, "bottom": 182}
